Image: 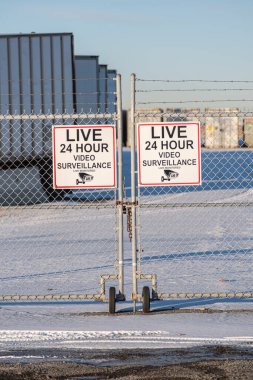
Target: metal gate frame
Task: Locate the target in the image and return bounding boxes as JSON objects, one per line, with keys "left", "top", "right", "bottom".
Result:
{"left": 129, "top": 73, "right": 253, "bottom": 310}
{"left": 0, "top": 74, "right": 125, "bottom": 306}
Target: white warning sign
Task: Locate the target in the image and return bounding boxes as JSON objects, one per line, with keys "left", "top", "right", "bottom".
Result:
{"left": 52, "top": 125, "right": 116, "bottom": 189}
{"left": 137, "top": 122, "right": 201, "bottom": 186}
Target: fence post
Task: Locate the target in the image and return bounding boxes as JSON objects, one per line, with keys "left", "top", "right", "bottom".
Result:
{"left": 116, "top": 74, "right": 124, "bottom": 299}
{"left": 130, "top": 73, "right": 138, "bottom": 311}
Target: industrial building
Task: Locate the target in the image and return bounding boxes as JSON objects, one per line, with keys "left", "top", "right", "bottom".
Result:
{"left": 0, "top": 32, "right": 117, "bottom": 199}
{"left": 0, "top": 32, "right": 117, "bottom": 161}
{"left": 204, "top": 108, "right": 240, "bottom": 149}
{"left": 75, "top": 55, "right": 99, "bottom": 114}
{"left": 124, "top": 107, "right": 252, "bottom": 149}
{"left": 243, "top": 118, "right": 253, "bottom": 147}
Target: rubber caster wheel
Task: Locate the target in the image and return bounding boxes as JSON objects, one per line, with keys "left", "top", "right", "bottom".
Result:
{"left": 142, "top": 286, "right": 150, "bottom": 313}
{"left": 109, "top": 287, "right": 116, "bottom": 314}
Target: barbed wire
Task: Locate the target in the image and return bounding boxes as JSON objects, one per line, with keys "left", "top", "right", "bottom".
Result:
{"left": 137, "top": 88, "right": 253, "bottom": 93}
{"left": 136, "top": 79, "right": 253, "bottom": 83}
{"left": 137, "top": 99, "right": 253, "bottom": 105}
{"left": 134, "top": 111, "right": 253, "bottom": 118}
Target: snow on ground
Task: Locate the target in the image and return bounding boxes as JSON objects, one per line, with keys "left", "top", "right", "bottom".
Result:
{"left": 0, "top": 300, "right": 252, "bottom": 350}
{"left": 0, "top": 151, "right": 252, "bottom": 352}
{"left": 0, "top": 187, "right": 252, "bottom": 297}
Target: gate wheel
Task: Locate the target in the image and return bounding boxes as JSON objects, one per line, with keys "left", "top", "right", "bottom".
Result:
{"left": 109, "top": 287, "right": 116, "bottom": 314}
{"left": 142, "top": 286, "right": 150, "bottom": 313}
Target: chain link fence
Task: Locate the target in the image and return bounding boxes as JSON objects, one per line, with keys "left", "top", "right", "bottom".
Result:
{"left": 2, "top": 71, "right": 253, "bottom": 309}
{"left": 130, "top": 74, "right": 253, "bottom": 303}
{"left": 0, "top": 109, "right": 122, "bottom": 302}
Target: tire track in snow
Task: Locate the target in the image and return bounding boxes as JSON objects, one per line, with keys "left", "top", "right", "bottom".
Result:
{"left": 0, "top": 331, "right": 252, "bottom": 349}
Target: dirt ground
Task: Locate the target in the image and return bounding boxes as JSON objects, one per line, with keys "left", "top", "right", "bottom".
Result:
{"left": 0, "top": 346, "right": 252, "bottom": 379}
{"left": 0, "top": 359, "right": 253, "bottom": 379}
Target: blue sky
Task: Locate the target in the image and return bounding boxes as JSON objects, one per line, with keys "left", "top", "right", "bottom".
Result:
{"left": 1, "top": 0, "right": 253, "bottom": 108}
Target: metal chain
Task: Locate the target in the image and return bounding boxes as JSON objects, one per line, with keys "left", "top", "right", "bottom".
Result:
{"left": 126, "top": 205, "right": 132, "bottom": 242}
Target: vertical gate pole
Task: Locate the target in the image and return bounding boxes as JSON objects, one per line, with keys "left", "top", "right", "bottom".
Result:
{"left": 116, "top": 74, "right": 124, "bottom": 299}
{"left": 130, "top": 73, "right": 138, "bottom": 312}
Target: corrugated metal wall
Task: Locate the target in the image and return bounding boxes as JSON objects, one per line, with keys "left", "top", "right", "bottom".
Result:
{"left": 99, "top": 64, "right": 107, "bottom": 114}
{"left": 74, "top": 55, "right": 99, "bottom": 114}
{"left": 0, "top": 33, "right": 74, "bottom": 161}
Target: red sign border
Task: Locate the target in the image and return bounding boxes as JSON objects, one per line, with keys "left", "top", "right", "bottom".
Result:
{"left": 52, "top": 125, "right": 117, "bottom": 189}
{"left": 137, "top": 122, "right": 202, "bottom": 186}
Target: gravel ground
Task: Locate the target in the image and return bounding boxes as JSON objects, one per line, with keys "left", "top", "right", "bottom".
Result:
{"left": 0, "top": 360, "right": 253, "bottom": 379}
{"left": 0, "top": 346, "right": 252, "bottom": 379}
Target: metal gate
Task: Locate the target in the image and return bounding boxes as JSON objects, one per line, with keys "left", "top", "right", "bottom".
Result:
{"left": 0, "top": 75, "right": 124, "bottom": 304}
{"left": 1, "top": 71, "right": 253, "bottom": 312}
{"left": 129, "top": 74, "right": 253, "bottom": 309}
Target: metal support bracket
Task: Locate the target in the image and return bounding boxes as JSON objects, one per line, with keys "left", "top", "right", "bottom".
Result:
{"left": 130, "top": 273, "right": 159, "bottom": 301}
{"left": 99, "top": 274, "right": 125, "bottom": 302}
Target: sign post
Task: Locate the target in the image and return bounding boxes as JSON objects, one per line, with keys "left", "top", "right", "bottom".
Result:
{"left": 52, "top": 125, "right": 116, "bottom": 189}
{"left": 137, "top": 122, "right": 201, "bottom": 186}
